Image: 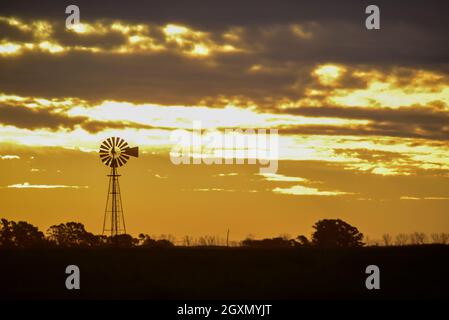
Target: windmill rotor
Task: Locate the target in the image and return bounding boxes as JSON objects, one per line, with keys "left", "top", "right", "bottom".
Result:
{"left": 99, "top": 137, "right": 138, "bottom": 167}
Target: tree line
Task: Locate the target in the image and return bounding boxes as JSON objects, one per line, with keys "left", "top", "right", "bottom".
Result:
{"left": 0, "top": 218, "right": 447, "bottom": 249}
{"left": 0, "top": 219, "right": 174, "bottom": 248}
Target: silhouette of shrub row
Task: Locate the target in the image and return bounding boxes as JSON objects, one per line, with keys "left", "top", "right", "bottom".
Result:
{"left": 1, "top": 217, "right": 447, "bottom": 249}
{"left": 0, "top": 219, "right": 173, "bottom": 248}
{"left": 242, "top": 219, "right": 364, "bottom": 248}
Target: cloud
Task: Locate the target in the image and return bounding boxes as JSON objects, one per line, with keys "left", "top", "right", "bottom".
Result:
{"left": 0, "top": 16, "right": 241, "bottom": 57}
{"left": 258, "top": 173, "right": 307, "bottom": 182}
{"left": 278, "top": 108, "right": 449, "bottom": 140}
{"left": 283, "top": 105, "right": 449, "bottom": 125}
{"left": 4, "top": 0, "right": 449, "bottom": 67}
{"left": 0, "top": 154, "right": 20, "bottom": 160}
{"left": 0, "top": 3, "right": 448, "bottom": 179}
{"left": 0, "top": 103, "right": 164, "bottom": 133}
{"left": 0, "top": 6, "right": 448, "bottom": 107}
{"left": 0, "top": 103, "right": 85, "bottom": 130}
{"left": 273, "top": 184, "right": 352, "bottom": 196}
{"left": 400, "top": 196, "right": 449, "bottom": 200}
{"left": 192, "top": 188, "right": 236, "bottom": 192}
{"left": 5, "top": 182, "right": 88, "bottom": 189}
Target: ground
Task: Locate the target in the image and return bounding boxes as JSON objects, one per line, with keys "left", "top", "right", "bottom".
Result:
{"left": 1, "top": 246, "right": 448, "bottom": 299}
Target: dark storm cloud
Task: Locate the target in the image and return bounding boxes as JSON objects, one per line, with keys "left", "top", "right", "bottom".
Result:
{"left": 0, "top": 104, "right": 162, "bottom": 133}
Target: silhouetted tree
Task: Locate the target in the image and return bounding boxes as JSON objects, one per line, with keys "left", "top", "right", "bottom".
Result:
{"left": 382, "top": 233, "right": 392, "bottom": 246}
{"left": 409, "top": 232, "right": 427, "bottom": 245}
{"left": 182, "top": 235, "right": 194, "bottom": 246}
{"left": 296, "top": 235, "right": 310, "bottom": 246}
{"left": 47, "top": 222, "right": 96, "bottom": 247}
{"left": 156, "top": 239, "right": 175, "bottom": 248}
{"left": 138, "top": 234, "right": 174, "bottom": 248}
{"left": 311, "top": 219, "right": 364, "bottom": 247}
{"left": 0, "top": 219, "right": 46, "bottom": 248}
{"left": 109, "top": 234, "right": 138, "bottom": 248}
{"left": 431, "top": 233, "right": 449, "bottom": 244}
{"left": 395, "top": 233, "right": 409, "bottom": 246}
{"left": 198, "top": 235, "right": 220, "bottom": 246}
{"left": 92, "top": 235, "right": 109, "bottom": 247}
{"left": 0, "top": 219, "right": 13, "bottom": 248}
{"left": 241, "top": 237, "right": 295, "bottom": 248}
{"left": 158, "top": 234, "right": 177, "bottom": 243}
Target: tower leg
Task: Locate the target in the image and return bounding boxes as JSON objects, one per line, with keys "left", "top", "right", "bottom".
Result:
{"left": 103, "top": 166, "right": 126, "bottom": 237}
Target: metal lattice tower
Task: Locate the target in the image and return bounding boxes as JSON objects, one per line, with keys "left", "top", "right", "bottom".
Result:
{"left": 99, "top": 137, "right": 138, "bottom": 237}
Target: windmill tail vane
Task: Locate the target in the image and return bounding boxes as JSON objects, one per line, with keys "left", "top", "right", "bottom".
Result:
{"left": 99, "top": 137, "right": 138, "bottom": 237}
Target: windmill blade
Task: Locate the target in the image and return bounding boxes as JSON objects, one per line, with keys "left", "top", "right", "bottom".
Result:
{"left": 102, "top": 139, "right": 111, "bottom": 149}
{"left": 100, "top": 150, "right": 110, "bottom": 156}
{"left": 117, "top": 138, "right": 127, "bottom": 149}
{"left": 116, "top": 138, "right": 123, "bottom": 149}
{"left": 118, "top": 155, "right": 129, "bottom": 166}
{"left": 100, "top": 143, "right": 110, "bottom": 149}
{"left": 107, "top": 137, "right": 114, "bottom": 148}
{"left": 100, "top": 153, "right": 109, "bottom": 161}
{"left": 121, "top": 143, "right": 129, "bottom": 152}
{"left": 118, "top": 156, "right": 128, "bottom": 166}
{"left": 104, "top": 157, "right": 112, "bottom": 166}
{"left": 100, "top": 144, "right": 109, "bottom": 152}
{"left": 123, "top": 146, "right": 139, "bottom": 158}
{"left": 100, "top": 155, "right": 111, "bottom": 163}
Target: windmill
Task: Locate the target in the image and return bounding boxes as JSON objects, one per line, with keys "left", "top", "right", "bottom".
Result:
{"left": 99, "top": 137, "right": 138, "bottom": 236}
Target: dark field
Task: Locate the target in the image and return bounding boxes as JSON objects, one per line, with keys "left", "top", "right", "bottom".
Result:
{"left": 1, "top": 246, "right": 448, "bottom": 300}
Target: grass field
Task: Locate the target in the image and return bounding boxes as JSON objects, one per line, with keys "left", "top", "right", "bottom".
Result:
{"left": 1, "top": 245, "right": 448, "bottom": 300}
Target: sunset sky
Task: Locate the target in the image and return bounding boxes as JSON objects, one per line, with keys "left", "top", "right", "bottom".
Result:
{"left": 0, "top": 0, "right": 448, "bottom": 242}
